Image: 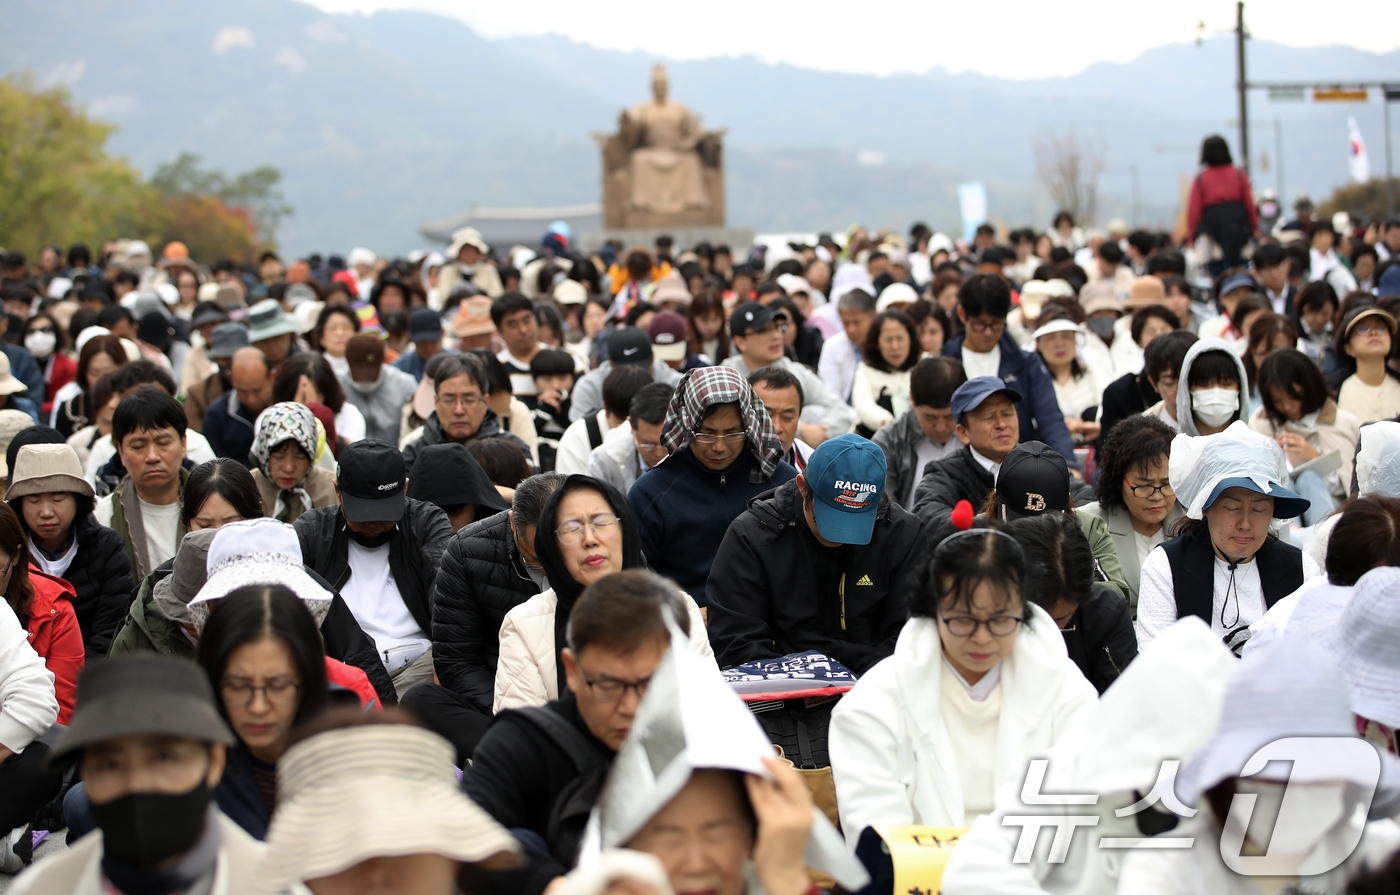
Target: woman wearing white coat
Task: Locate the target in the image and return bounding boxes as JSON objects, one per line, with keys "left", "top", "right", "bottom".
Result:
{"left": 829, "top": 527, "right": 1097, "bottom": 837}
{"left": 941, "top": 618, "right": 1236, "bottom": 895}
{"left": 493, "top": 475, "right": 714, "bottom": 712}
{"left": 0, "top": 596, "right": 59, "bottom": 869}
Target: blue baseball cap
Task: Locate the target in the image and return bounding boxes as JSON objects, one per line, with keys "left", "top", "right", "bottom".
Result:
{"left": 803, "top": 434, "right": 886, "bottom": 545}
{"left": 1218, "top": 273, "right": 1257, "bottom": 297}
{"left": 949, "top": 376, "right": 1022, "bottom": 424}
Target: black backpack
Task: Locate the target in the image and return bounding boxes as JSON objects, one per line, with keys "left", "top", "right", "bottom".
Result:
{"left": 513, "top": 706, "right": 614, "bottom": 866}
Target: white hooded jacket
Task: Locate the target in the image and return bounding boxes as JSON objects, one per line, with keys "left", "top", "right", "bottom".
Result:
{"left": 829, "top": 604, "right": 1096, "bottom": 838}
{"left": 0, "top": 598, "right": 57, "bottom": 753}
{"left": 940, "top": 618, "right": 1235, "bottom": 895}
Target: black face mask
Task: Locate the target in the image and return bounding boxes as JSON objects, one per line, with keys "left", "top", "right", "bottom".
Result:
{"left": 346, "top": 524, "right": 396, "bottom": 549}
{"left": 89, "top": 781, "right": 212, "bottom": 867}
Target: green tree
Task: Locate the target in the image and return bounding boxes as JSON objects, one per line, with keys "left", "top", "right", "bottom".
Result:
{"left": 151, "top": 152, "right": 292, "bottom": 243}
{"left": 0, "top": 75, "right": 149, "bottom": 256}
{"left": 1320, "top": 178, "right": 1400, "bottom": 222}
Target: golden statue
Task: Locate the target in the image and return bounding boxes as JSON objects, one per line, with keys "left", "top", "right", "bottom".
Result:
{"left": 597, "top": 65, "right": 725, "bottom": 229}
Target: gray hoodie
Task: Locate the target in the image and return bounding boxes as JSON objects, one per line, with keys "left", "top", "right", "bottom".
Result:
{"left": 1174, "top": 337, "right": 1251, "bottom": 437}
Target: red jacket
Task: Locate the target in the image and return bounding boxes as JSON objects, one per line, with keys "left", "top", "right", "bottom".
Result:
{"left": 1187, "top": 164, "right": 1259, "bottom": 238}
{"left": 24, "top": 568, "right": 84, "bottom": 724}
{"left": 41, "top": 353, "right": 77, "bottom": 419}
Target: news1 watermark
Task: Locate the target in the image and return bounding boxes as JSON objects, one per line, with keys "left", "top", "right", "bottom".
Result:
{"left": 1001, "top": 737, "right": 1381, "bottom": 875}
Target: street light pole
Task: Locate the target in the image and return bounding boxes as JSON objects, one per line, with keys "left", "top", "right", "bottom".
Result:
{"left": 1275, "top": 119, "right": 1284, "bottom": 204}
{"left": 1236, "top": 1, "right": 1250, "bottom": 179}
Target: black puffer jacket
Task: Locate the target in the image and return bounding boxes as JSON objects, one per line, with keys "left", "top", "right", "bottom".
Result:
{"left": 705, "top": 480, "right": 926, "bottom": 674}
{"left": 293, "top": 500, "right": 453, "bottom": 641}
{"left": 1060, "top": 583, "right": 1138, "bottom": 694}
{"left": 50, "top": 512, "right": 136, "bottom": 659}
{"left": 432, "top": 509, "right": 544, "bottom": 713}
{"left": 401, "top": 409, "right": 531, "bottom": 476}
{"left": 910, "top": 444, "right": 996, "bottom": 527}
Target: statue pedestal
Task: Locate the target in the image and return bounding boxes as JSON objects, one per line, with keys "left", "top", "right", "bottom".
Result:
{"left": 576, "top": 226, "right": 754, "bottom": 255}
{"left": 595, "top": 131, "right": 727, "bottom": 230}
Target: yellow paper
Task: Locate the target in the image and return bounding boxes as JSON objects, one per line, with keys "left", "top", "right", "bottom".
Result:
{"left": 872, "top": 825, "right": 969, "bottom": 895}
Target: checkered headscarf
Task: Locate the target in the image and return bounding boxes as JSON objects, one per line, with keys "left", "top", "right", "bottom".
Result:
{"left": 660, "top": 366, "right": 782, "bottom": 482}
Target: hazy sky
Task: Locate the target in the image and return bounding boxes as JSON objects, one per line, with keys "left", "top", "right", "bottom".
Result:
{"left": 303, "top": 0, "right": 1400, "bottom": 79}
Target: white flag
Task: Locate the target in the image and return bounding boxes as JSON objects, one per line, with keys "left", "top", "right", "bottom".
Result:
{"left": 1349, "top": 116, "right": 1371, "bottom": 183}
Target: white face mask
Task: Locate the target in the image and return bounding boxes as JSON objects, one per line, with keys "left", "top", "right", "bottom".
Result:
{"left": 1192, "top": 387, "right": 1239, "bottom": 427}
{"left": 23, "top": 331, "right": 55, "bottom": 360}
{"left": 349, "top": 375, "right": 381, "bottom": 394}
{"left": 1231, "top": 779, "right": 1349, "bottom": 857}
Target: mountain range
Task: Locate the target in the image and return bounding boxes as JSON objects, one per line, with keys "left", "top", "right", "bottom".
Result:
{"left": 4, "top": 0, "right": 1398, "bottom": 256}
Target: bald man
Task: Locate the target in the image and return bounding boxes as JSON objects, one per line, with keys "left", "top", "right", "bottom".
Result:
{"left": 202, "top": 347, "right": 273, "bottom": 467}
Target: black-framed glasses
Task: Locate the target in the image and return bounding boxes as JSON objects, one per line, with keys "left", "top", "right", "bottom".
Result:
{"left": 556, "top": 513, "right": 618, "bottom": 545}
{"left": 692, "top": 430, "right": 746, "bottom": 444}
{"left": 939, "top": 615, "right": 1023, "bottom": 637}
{"left": 583, "top": 674, "right": 652, "bottom": 703}
{"left": 221, "top": 679, "right": 301, "bottom": 707}
{"left": 966, "top": 319, "right": 1007, "bottom": 335}
{"left": 1126, "top": 482, "right": 1174, "bottom": 499}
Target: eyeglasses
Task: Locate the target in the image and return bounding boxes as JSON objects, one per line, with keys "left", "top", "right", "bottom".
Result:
{"left": 1353, "top": 322, "right": 1391, "bottom": 337}
{"left": 939, "top": 614, "right": 1023, "bottom": 637}
{"left": 692, "top": 430, "right": 746, "bottom": 444}
{"left": 438, "top": 392, "right": 485, "bottom": 409}
{"left": 556, "top": 513, "right": 618, "bottom": 545}
{"left": 582, "top": 674, "right": 651, "bottom": 703}
{"left": 966, "top": 318, "right": 1007, "bottom": 335}
{"left": 634, "top": 437, "right": 664, "bottom": 452}
{"left": 1126, "top": 482, "right": 1174, "bottom": 499}
{"left": 222, "top": 679, "right": 301, "bottom": 707}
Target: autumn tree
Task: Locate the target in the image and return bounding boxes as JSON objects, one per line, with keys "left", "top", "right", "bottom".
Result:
{"left": 0, "top": 76, "right": 149, "bottom": 256}
{"left": 1034, "top": 130, "right": 1106, "bottom": 226}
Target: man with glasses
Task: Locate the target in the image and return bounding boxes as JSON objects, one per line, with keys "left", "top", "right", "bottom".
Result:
{"left": 403, "top": 473, "right": 565, "bottom": 766}
{"left": 294, "top": 439, "right": 452, "bottom": 699}
{"left": 629, "top": 366, "right": 797, "bottom": 611}
{"left": 939, "top": 274, "right": 1076, "bottom": 464}
{"left": 401, "top": 353, "right": 529, "bottom": 472}
{"left": 707, "top": 434, "right": 925, "bottom": 674}
{"left": 588, "top": 381, "right": 673, "bottom": 494}
{"left": 723, "top": 301, "right": 855, "bottom": 447}
{"left": 911, "top": 376, "right": 1024, "bottom": 529}
{"left": 466, "top": 570, "right": 692, "bottom": 895}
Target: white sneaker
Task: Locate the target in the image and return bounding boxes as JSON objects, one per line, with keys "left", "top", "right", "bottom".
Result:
{"left": 0, "top": 826, "right": 24, "bottom": 873}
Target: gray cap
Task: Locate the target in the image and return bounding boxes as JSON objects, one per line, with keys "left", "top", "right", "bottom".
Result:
{"left": 152, "top": 528, "right": 219, "bottom": 625}
{"left": 52, "top": 654, "right": 236, "bottom": 761}
{"left": 207, "top": 322, "right": 249, "bottom": 360}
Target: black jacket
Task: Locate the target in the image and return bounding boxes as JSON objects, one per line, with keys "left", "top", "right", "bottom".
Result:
{"left": 293, "top": 500, "right": 453, "bottom": 640}
{"left": 706, "top": 480, "right": 925, "bottom": 674}
{"left": 910, "top": 444, "right": 995, "bottom": 528}
{"left": 402, "top": 409, "right": 531, "bottom": 476}
{"left": 1060, "top": 584, "right": 1138, "bottom": 694}
{"left": 432, "top": 509, "right": 544, "bottom": 713}
{"left": 787, "top": 324, "right": 825, "bottom": 369}
{"left": 465, "top": 693, "right": 612, "bottom": 895}
{"left": 1096, "top": 372, "right": 1159, "bottom": 450}
{"left": 58, "top": 513, "right": 136, "bottom": 659}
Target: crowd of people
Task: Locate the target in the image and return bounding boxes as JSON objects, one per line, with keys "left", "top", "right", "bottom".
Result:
{"left": 2, "top": 130, "right": 1400, "bottom": 893}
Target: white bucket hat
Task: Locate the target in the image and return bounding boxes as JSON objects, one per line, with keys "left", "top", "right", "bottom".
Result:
{"left": 253, "top": 723, "right": 519, "bottom": 893}
{"left": 1324, "top": 566, "right": 1400, "bottom": 728}
{"left": 187, "top": 519, "right": 333, "bottom": 632}
{"left": 1175, "top": 640, "right": 1396, "bottom": 806}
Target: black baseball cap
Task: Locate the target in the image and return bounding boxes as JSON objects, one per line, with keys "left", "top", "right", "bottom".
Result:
{"left": 729, "top": 301, "right": 786, "bottom": 338}
{"left": 995, "top": 441, "right": 1070, "bottom": 521}
{"left": 335, "top": 439, "right": 406, "bottom": 523}
{"left": 608, "top": 326, "right": 653, "bottom": 367}
{"left": 408, "top": 308, "right": 443, "bottom": 342}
